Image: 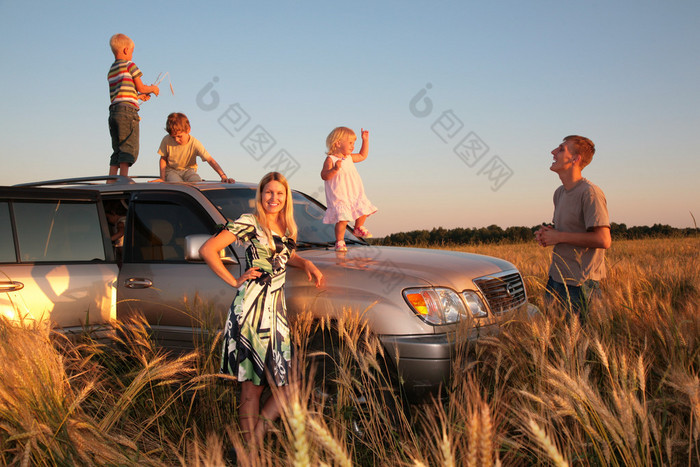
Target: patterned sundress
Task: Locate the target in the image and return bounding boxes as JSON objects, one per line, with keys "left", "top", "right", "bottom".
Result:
{"left": 219, "top": 214, "right": 296, "bottom": 386}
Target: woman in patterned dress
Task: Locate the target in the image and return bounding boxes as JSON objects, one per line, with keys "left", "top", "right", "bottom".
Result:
{"left": 200, "top": 172, "right": 323, "bottom": 445}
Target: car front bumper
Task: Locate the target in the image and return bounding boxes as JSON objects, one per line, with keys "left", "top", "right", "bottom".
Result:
{"left": 380, "top": 302, "right": 539, "bottom": 400}
{"left": 379, "top": 324, "right": 497, "bottom": 400}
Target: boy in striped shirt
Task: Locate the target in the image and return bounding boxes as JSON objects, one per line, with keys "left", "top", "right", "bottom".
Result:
{"left": 108, "top": 33, "right": 159, "bottom": 177}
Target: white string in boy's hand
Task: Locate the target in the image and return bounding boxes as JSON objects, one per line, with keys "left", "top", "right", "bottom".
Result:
{"left": 153, "top": 72, "right": 168, "bottom": 86}
{"left": 152, "top": 72, "right": 175, "bottom": 95}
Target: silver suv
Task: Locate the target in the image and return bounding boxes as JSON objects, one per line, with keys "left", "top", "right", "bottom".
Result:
{"left": 1, "top": 177, "right": 537, "bottom": 398}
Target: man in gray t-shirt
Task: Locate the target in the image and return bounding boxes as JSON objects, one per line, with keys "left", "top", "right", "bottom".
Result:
{"left": 535, "top": 135, "right": 611, "bottom": 319}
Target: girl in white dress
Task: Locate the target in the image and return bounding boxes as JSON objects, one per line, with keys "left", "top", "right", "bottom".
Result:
{"left": 320, "top": 127, "right": 378, "bottom": 251}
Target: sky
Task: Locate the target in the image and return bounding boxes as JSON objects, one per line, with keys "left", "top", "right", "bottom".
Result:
{"left": 1, "top": 0, "right": 699, "bottom": 237}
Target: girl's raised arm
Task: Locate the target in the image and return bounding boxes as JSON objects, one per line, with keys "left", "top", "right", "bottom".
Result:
{"left": 351, "top": 128, "right": 369, "bottom": 163}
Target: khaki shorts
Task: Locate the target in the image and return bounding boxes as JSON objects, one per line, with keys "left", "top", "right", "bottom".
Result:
{"left": 164, "top": 168, "right": 202, "bottom": 182}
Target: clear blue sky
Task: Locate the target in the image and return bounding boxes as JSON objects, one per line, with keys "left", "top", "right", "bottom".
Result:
{"left": 1, "top": 0, "right": 698, "bottom": 236}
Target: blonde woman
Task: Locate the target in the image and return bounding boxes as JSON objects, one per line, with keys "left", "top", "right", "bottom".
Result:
{"left": 200, "top": 172, "right": 323, "bottom": 446}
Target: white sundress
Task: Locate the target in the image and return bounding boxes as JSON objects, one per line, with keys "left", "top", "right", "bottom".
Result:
{"left": 323, "top": 155, "right": 377, "bottom": 224}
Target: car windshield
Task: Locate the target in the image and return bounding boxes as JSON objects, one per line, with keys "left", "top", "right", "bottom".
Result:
{"left": 202, "top": 187, "right": 364, "bottom": 248}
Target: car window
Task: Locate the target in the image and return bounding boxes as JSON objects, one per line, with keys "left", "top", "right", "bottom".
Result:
{"left": 129, "top": 197, "right": 213, "bottom": 262}
{"left": 202, "top": 188, "right": 361, "bottom": 246}
{"left": 0, "top": 202, "right": 16, "bottom": 262}
{"left": 203, "top": 187, "right": 257, "bottom": 221}
{"left": 292, "top": 196, "right": 337, "bottom": 244}
{"left": 13, "top": 200, "right": 105, "bottom": 262}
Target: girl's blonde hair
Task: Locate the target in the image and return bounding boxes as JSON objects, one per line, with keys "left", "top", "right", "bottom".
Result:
{"left": 254, "top": 172, "right": 297, "bottom": 245}
{"left": 325, "top": 127, "right": 355, "bottom": 155}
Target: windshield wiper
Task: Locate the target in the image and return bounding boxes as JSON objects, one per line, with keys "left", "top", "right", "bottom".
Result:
{"left": 344, "top": 238, "right": 368, "bottom": 245}
{"left": 296, "top": 240, "right": 334, "bottom": 249}
{"left": 296, "top": 239, "right": 368, "bottom": 249}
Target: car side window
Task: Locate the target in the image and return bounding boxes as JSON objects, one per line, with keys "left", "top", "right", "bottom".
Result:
{"left": 12, "top": 200, "right": 105, "bottom": 262}
{"left": 128, "top": 194, "right": 213, "bottom": 263}
{"left": 0, "top": 202, "right": 16, "bottom": 262}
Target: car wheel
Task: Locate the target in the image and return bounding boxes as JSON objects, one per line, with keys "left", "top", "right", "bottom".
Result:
{"left": 303, "top": 324, "right": 409, "bottom": 440}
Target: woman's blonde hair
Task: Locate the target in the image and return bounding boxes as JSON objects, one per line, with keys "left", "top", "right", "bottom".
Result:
{"left": 325, "top": 126, "right": 355, "bottom": 155}
{"left": 254, "top": 172, "right": 297, "bottom": 245}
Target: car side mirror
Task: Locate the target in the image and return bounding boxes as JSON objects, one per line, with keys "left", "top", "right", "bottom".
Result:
{"left": 185, "top": 234, "right": 238, "bottom": 264}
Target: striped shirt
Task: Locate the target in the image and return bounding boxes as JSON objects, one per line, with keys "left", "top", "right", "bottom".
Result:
{"left": 108, "top": 60, "right": 143, "bottom": 109}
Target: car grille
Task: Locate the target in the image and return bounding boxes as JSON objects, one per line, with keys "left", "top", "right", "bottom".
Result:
{"left": 473, "top": 271, "right": 527, "bottom": 314}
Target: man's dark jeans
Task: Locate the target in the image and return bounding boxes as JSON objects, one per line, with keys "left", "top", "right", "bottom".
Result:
{"left": 545, "top": 277, "right": 601, "bottom": 322}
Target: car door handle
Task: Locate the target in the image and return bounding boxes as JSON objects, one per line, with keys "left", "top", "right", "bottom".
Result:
{"left": 124, "top": 278, "right": 154, "bottom": 289}
{"left": 0, "top": 281, "right": 24, "bottom": 292}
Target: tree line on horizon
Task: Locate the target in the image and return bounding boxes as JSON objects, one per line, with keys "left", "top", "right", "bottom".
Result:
{"left": 378, "top": 222, "right": 700, "bottom": 246}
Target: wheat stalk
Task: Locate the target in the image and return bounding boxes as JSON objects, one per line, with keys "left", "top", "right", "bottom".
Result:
{"left": 308, "top": 417, "right": 351, "bottom": 467}
{"left": 440, "top": 425, "right": 455, "bottom": 467}
{"left": 466, "top": 405, "right": 479, "bottom": 467}
{"left": 527, "top": 418, "right": 569, "bottom": 467}
{"left": 478, "top": 401, "right": 493, "bottom": 467}
{"left": 289, "top": 399, "right": 311, "bottom": 467}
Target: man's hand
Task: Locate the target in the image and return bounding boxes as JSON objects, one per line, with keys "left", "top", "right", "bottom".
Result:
{"left": 535, "top": 224, "right": 555, "bottom": 247}
{"left": 535, "top": 224, "right": 558, "bottom": 247}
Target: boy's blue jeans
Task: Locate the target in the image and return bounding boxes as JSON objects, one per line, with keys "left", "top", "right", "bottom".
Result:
{"left": 545, "top": 276, "right": 601, "bottom": 321}
{"left": 108, "top": 103, "right": 140, "bottom": 167}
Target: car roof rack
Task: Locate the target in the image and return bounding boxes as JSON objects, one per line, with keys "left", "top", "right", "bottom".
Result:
{"left": 13, "top": 175, "right": 160, "bottom": 187}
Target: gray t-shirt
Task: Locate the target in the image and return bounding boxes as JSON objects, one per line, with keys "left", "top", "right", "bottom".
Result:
{"left": 158, "top": 135, "right": 211, "bottom": 171}
{"left": 548, "top": 178, "right": 610, "bottom": 286}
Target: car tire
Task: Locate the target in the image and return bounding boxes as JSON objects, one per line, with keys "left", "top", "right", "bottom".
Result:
{"left": 303, "top": 325, "right": 409, "bottom": 440}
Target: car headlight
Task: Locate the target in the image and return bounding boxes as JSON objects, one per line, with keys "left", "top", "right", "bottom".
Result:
{"left": 462, "top": 291, "right": 488, "bottom": 318}
{"left": 403, "top": 287, "right": 485, "bottom": 325}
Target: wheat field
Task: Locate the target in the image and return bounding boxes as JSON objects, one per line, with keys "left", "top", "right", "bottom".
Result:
{"left": 1, "top": 237, "right": 698, "bottom": 466}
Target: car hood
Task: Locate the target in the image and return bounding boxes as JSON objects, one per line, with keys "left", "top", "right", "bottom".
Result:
{"left": 297, "top": 244, "right": 516, "bottom": 290}
{"left": 287, "top": 244, "right": 517, "bottom": 335}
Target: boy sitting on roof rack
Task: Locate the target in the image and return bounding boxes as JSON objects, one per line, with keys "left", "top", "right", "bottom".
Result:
{"left": 155, "top": 112, "right": 235, "bottom": 183}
